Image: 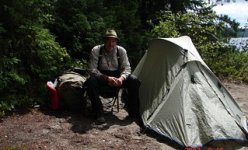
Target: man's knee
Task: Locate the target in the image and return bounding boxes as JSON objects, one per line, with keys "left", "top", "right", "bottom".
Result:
{"left": 85, "top": 76, "right": 98, "bottom": 88}
{"left": 125, "top": 75, "right": 141, "bottom": 88}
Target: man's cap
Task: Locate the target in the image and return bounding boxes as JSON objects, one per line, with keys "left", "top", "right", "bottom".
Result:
{"left": 104, "top": 29, "right": 118, "bottom": 39}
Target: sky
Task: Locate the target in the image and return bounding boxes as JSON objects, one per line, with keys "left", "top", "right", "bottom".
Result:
{"left": 212, "top": 1, "right": 248, "bottom": 28}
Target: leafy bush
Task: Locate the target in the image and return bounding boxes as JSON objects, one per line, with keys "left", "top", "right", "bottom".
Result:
{"left": 0, "top": 24, "right": 71, "bottom": 114}
{"left": 150, "top": 9, "right": 248, "bottom": 83}
{"left": 0, "top": 0, "right": 71, "bottom": 114}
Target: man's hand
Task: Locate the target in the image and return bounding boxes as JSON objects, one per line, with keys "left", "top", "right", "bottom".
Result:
{"left": 107, "top": 76, "right": 124, "bottom": 87}
{"left": 116, "top": 76, "right": 125, "bottom": 86}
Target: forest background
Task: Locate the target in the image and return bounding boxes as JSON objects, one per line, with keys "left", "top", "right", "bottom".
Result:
{"left": 1, "top": 0, "right": 248, "bottom": 115}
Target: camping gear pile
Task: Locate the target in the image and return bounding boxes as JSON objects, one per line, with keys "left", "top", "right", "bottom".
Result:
{"left": 47, "top": 71, "right": 87, "bottom": 112}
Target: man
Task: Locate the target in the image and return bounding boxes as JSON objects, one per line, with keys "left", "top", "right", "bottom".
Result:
{"left": 86, "top": 29, "right": 140, "bottom": 123}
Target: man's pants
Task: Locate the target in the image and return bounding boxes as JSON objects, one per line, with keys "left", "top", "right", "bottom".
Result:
{"left": 85, "top": 74, "right": 141, "bottom": 118}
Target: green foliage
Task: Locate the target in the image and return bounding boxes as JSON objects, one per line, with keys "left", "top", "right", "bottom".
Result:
{"left": 0, "top": 0, "right": 70, "bottom": 114}
{"left": 150, "top": 5, "right": 248, "bottom": 83}
{"left": 1, "top": 144, "right": 28, "bottom": 150}
{"left": 0, "top": 57, "right": 24, "bottom": 91}
{"left": 48, "top": 0, "right": 147, "bottom": 65}
{"left": 29, "top": 25, "right": 70, "bottom": 80}
{"left": 150, "top": 12, "right": 180, "bottom": 37}
{"left": 212, "top": 47, "right": 248, "bottom": 82}
{"left": 50, "top": 1, "right": 94, "bottom": 55}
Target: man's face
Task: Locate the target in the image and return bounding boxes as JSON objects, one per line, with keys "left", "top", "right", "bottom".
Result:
{"left": 105, "top": 37, "right": 117, "bottom": 52}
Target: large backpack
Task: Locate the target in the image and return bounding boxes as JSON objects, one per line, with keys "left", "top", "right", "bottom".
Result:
{"left": 56, "top": 71, "right": 87, "bottom": 112}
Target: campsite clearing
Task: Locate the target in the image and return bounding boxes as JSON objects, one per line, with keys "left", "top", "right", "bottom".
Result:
{"left": 0, "top": 81, "right": 247, "bottom": 150}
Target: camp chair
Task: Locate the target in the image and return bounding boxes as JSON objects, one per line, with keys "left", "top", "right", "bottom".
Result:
{"left": 99, "top": 86, "right": 121, "bottom": 112}
{"left": 74, "top": 66, "right": 122, "bottom": 112}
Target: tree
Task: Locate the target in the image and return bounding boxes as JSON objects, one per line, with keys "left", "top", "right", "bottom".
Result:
{"left": 0, "top": 0, "right": 70, "bottom": 113}
{"left": 150, "top": 3, "right": 248, "bottom": 82}
{"left": 49, "top": 0, "right": 146, "bottom": 66}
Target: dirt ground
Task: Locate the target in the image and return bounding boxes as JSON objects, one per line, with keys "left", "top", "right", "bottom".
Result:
{"left": 0, "top": 81, "right": 248, "bottom": 150}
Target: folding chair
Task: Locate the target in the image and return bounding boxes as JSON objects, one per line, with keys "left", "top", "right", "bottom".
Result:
{"left": 99, "top": 86, "right": 121, "bottom": 112}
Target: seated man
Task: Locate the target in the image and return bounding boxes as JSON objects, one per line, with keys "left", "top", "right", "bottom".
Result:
{"left": 86, "top": 29, "right": 140, "bottom": 123}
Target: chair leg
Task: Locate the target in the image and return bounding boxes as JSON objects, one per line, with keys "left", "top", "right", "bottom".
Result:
{"left": 111, "top": 96, "right": 119, "bottom": 112}
{"left": 117, "top": 96, "right": 119, "bottom": 112}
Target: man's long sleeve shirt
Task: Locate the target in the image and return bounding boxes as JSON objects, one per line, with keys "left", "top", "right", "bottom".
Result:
{"left": 89, "top": 44, "right": 131, "bottom": 79}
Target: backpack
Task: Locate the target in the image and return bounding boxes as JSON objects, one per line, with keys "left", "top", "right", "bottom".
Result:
{"left": 56, "top": 71, "right": 87, "bottom": 112}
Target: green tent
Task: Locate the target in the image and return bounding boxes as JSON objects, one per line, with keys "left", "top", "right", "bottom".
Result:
{"left": 133, "top": 36, "right": 248, "bottom": 147}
